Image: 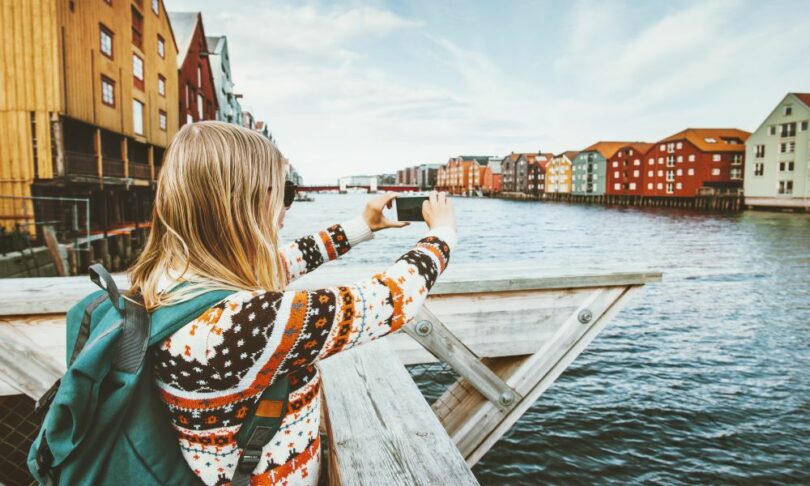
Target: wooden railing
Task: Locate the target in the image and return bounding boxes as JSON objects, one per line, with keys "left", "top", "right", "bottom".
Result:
{"left": 0, "top": 263, "right": 661, "bottom": 483}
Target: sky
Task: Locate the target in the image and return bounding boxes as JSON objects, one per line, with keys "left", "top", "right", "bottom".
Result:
{"left": 166, "top": 0, "right": 810, "bottom": 184}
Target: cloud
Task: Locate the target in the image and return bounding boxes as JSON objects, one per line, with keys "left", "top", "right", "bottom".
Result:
{"left": 165, "top": 0, "right": 810, "bottom": 183}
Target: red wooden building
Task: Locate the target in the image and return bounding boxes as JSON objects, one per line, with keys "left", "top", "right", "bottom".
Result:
{"left": 643, "top": 129, "right": 750, "bottom": 197}
{"left": 168, "top": 12, "right": 218, "bottom": 126}
{"left": 605, "top": 143, "right": 654, "bottom": 196}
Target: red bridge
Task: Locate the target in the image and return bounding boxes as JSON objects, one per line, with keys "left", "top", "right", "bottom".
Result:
{"left": 298, "top": 185, "right": 419, "bottom": 193}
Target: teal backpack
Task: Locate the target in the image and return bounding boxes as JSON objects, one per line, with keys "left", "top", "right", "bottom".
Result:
{"left": 28, "top": 264, "right": 289, "bottom": 485}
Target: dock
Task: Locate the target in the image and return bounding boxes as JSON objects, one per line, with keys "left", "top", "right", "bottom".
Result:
{"left": 0, "top": 263, "right": 661, "bottom": 484}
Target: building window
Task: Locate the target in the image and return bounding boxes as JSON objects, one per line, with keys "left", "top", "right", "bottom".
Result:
{"left": 647, "top": 183, "right": 653, "bottom": 190}
{"left": 778, "top": 180, "right": 793, "bottom": 195}
{"left": 613, "top": 183, "right": 621, "bottom": 190}
{"left": 779, "top": 142, "right": 795, "bottom": 154}
{"left": 133, "top": 53, "right": 144, "bottom": 90}
{"left": 666, "top": 170, "right": 674, "bottom": 181}
{"left": 676, "top": 142, "right": 682, "bottom": 150}
{"left": 754, "top": 163, "right": 764, "bottom": 176}
{"left": 659, "top": 144, "right": 665, "bottom": 151}
{"left": 657, "top": 183, "right": 663, "bottom": 190}
{"left": 152, "top": 0, "right": 159, "bottom": 15}
{"left": 131, "top": 6, "right": 144, "bottom": 48}
{"left": 677, "top": 155, "right": 683, "bottom": 163}
{"left": 784, "top": 105, "right": 792, "bottom": 116}
{"left": 780, "top": 122, "right": 796, "bottom": 137}
{"left": 629, "top": 182, "right": 636, "bottom": 190}
{"left": 666, "top": 156, "right": 675, "bottom": 167}
{"left": 648, "top": 158, "right": 654, "bottom": 165}
{"left": 101, "top": 76, "right": 115, "bottom": 106}
{"left": 658, "top": 157, "right": 664, "bottom": 164}
{"left": 768, "top": 125, "right": 776, "bottom": 136}
{"left": 689, "top": 154, "right": 695, "bottom": 162}
{"left": 712, "top": 168, "right": 721, "bottom": 176}
{"left": 688, "top": 168, "right": 695, "bottom": 176}
{"left": 158, "top": 74, "right": 166, "bottom": 96}
{"left": 614, "top": 171, "right": 620, "bottom": 178}
{"left": 186, "top": 113, "right": 193, "bottom": 124}
{"left": 657, "top": 170, "right": 663, "bottom": 177}
{"left": 634, "top": 159, "right": 640, "bottom": 166}
{"left": 197, "top": 93, "right": 203, "bottom": 119}
{"left": 801, "top": 121, "right": 808, "bottom": 131}
{"left": 633, "top": 170, "right": 639, "bottom": 177}
{"left": 197, "top": 65, "right": 202, "bottom": 87}
{"left": 779, "top": 161, "right": 795, "bottom": 172}
{"left": 676, "top": 169, "right": 683, "bottom": 176}
{"left": 647, "top": 170, "right": 653, "bottom": 177}
{"left": 133, "top": 99, "right": 144, "bottom": 134}
{"left": 612, "top": 161, "right": 618, "bottom": 167}
{"left": 704, "top": 137, "right": 716, "bottom": 143}
{"left": 159, "top": 109, "right": 167, "bottom": 131}
{"left": 712, "top": 154, "right": 721, "bottom": 162}
{"left": 157, "top": 35, "right": 165, "bottom": 58}
{"left": 100, "top": 24, "right": 114, "bottom": 59}
{"left": 755, "top": 144, "right": 765, "bottom": 157}
{"left": 676, "top": 182, "right": 682, "bottom": 189}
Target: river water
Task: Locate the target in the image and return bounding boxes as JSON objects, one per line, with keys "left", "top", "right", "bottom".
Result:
{"left": 279, "top": 193, "right": 810, "bottom": 485}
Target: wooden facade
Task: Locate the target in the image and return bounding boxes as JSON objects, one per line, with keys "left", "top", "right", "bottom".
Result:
{"left": 0, "top": 0, "right": 179, "bottom": 232}
{"left": 643, "top": 129, "right": 749, "bottom": 197}
{"left": 605, "top": 143, "right": 653, "bottom": 196}
{"left": 169, "top": 12, "right": 217, "bottom": 127}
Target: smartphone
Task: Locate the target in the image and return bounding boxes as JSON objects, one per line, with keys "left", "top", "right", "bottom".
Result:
{"left": 396, "top": 196, "right": 428, "bottom": 222}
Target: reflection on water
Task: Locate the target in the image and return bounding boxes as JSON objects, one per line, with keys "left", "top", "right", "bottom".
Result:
{"left": 281, "top": 194, "right": 810, "bottom": 485}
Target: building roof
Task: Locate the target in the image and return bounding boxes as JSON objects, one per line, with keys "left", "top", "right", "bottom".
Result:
{"left": 168, "top": 12, "right": 200, "bottom": 67}
{"left": 581, "top": 142, "right": 639, "bottom": 159}
{"left": 792, "top": 93, "right": 810, "bottom": 108}
{"left": 556, "top": 150, "right": 579, "bottom": 161}
{"left": 609, "top": 142, "right": 654, "bottom": 157}
{"left": 658, "top": 128, "right": 750, "bottom": 152}
{"left": 206, "top": 35, "right": 225, "bottom": 55}
{"left": 487, "top": 160, "right": 502, "bottom": 174}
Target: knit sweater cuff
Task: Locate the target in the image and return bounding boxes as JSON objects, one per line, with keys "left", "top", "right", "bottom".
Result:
{"left": 341, "top": 216, "right": 374, "bottom": 248}
{"left": 425, "top": 226, "right": 458, "bottom": 252}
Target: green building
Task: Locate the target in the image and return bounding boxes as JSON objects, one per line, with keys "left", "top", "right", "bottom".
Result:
{"left": 571, "top": 142, "right": 630, "bottom": 195}
{"left": 744, "top": 93, "right": 810, "bottom": 210}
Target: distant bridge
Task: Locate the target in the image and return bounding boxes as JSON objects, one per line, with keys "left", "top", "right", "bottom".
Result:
{"left": 298, "top": 184, "right": 419, "bottom": 193}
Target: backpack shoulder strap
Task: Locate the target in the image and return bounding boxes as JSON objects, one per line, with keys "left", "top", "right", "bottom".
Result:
{"left": 231, "top": 375, "right": 290, "bottom": 486}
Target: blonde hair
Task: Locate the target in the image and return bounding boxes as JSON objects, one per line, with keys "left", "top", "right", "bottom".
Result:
{"left": 129, "top": 121, "right": 288, "bottom": 309}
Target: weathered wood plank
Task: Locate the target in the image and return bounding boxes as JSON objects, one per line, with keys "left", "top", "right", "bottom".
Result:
{"left": 404, "top": 306, "right": 519, "bottom": 411}
{"left": 319, "top": 340, "right": 478, "bottom": 486}
{"left": 0, "top": 324, "right": 64, "bottom": 399}
{"left": 0, "top": 263, "right": 661, "bottom": 316}
{"left": 433, "top": 285, "right": 642, "bottom": 465}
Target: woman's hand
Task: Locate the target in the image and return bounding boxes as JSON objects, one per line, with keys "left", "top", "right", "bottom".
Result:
{"left": 422, "top": 191, "right": 456, "bottom": 231}
{"left": 363, "top": 193, "right": 409, "bottom": 232}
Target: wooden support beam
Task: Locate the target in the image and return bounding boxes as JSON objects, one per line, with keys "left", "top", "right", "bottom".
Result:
{"left": 42, "top": 225, "right": 66, "bottom": 277}
{"left": 94, "top": 127, "right": 102, "bottom": 180}
{"left": 319, "top": 340, "right": 478, "bottom": 486}
{"left": 404, "top": 305, "right": 520, "bottom": 411}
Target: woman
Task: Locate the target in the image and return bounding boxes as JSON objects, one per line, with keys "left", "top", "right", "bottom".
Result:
{"left": 129, "top": 121, "right": 457, "bottom": 485}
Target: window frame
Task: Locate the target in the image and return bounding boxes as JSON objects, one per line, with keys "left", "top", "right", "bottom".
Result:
{"left": 157, "top": 35, "right": 165, "bottom": 58}
{"left": 132, "top": 98, "right": 145, "bottom": 135}
{"left": 158, "top": 109, "right": 167, "bottom": 131}
{"left": 132, "top": 53, "right": 145, "bottom": 91}
{"left": 157, "top": 74, "right": 166, "bottom": 96}
{"left": 99, "top": 24, "right": 114, "bottom": 59}
{"left": 100, "top": 75, "right": 115, "bottom": 107}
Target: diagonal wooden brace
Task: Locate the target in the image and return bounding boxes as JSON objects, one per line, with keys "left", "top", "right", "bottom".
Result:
{"left": 404, "top": 305, "right": 522, "bottom": 411}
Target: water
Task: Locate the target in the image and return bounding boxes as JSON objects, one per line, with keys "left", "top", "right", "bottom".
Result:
{"left": 280, "top": 194, "right": 810, "bottom": 485}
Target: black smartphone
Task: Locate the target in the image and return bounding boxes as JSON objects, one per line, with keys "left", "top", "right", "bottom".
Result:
{"left": 396, "top": 196, "right": 428, "bottom": 222}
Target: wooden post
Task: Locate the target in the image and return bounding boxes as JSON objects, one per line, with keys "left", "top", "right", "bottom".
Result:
{"left": 148, "top": 145, "right": 155, "bottom": 180}
{"left": 95, "top": 127, "right": 103, "bottom": 183}
{"left": 42, "top": 225, "right": 66, "bottom": 277}
{"left": 122, "top": 137, "right": 129, "bottom": 179}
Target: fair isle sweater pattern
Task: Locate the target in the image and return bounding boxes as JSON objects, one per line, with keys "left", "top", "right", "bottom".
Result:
{"left": 153, "top": 223, "right": 451, "bottom": 485}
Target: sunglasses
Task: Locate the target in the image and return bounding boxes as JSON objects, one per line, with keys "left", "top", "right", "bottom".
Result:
{"left": 284, "top": 180, "right": 298, "bottom": 207}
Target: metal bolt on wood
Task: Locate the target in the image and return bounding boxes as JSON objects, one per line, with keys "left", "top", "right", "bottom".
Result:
{"left": 498, "top": 391, "right": 515, "bottom": 407}
{"left": 578, "top": 309, "right": 593, "bottom": 324}
{"left": 415, "top": 320, "right": 433, "bottom": 336}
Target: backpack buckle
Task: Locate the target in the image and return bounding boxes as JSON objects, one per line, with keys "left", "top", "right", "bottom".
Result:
{"left": 237, "top": 450, "right": 261, "bottom": 473}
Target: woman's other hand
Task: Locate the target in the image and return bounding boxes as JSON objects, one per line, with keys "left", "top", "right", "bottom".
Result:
{"left": 363, "top": 193, "right": 409, "bottom": 232}
{"left": 422, "top": 191, "right": 456, "bottom": 231}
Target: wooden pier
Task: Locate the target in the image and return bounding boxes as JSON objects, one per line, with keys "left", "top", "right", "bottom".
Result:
{"left": 498, "top": 191, "right": 744, "bottom": 212}
{"left": 0, "top": 263, "right": 661, "bottom": 484}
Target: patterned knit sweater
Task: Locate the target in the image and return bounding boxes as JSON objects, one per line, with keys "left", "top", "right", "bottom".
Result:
{"left": 153, "top": 218, "right": 455, "bottom": 485}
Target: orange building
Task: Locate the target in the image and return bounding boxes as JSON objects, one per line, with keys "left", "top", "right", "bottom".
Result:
{"left": 0, "top": 0, "right": 179, "bottom": 233}
{"left": 481, "top": 160, "right": 503, "bottom": 194}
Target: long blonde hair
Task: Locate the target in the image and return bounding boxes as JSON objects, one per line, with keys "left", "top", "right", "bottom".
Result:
{"left": 129, "top": 121, "right": 288, "bottom": 309}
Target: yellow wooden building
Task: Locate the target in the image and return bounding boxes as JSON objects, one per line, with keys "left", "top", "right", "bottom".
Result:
{"left": 0, "top": 0, "right": 178, "bottom": 234}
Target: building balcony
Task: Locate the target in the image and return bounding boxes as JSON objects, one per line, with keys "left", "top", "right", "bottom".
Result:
{"left": 64, "top": 151, "right": 97, "bottom": 176}
{"left": 103, "top": 158, "right": 126, "bottom": 178}
{"left": 129, "top": 162, "right": 151, "bottom": 179}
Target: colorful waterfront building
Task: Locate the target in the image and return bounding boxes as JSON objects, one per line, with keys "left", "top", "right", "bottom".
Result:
{"left": 415, "top": 164, "right": 441, "bottom": 190}
{"left": 605, "top": 143, "right": 654, "bottom": 196}
{"left": 744, "top": 93, "right": 810, "bottom": 210}
{"left": 644, "top": 129, "right": 749, "bottom": 197}
{"left": 524, "top": 153, "right": 553, "bottom": 196}
{"left": 547, "top": 151, "right": 577, "bottom": 194}
{"left": 445, "top": 156, "right": 489, "bottom": 194}
{"left": 169, "top": 12, "right": 218, "bottom": 126}
{"left": 500, "top": 153, "right": 520, "bottom": 193}
{"left": 481, "top": 159, "right": 503, "bottom": 195}
{"left": 206, "top": 35, "right": 241, "bottom": 125}
{"left": 572, "top": 142, "right": 635, "bottom": 196}
{"left": 0, "top": 0, "right": 179, "bottom": 232}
